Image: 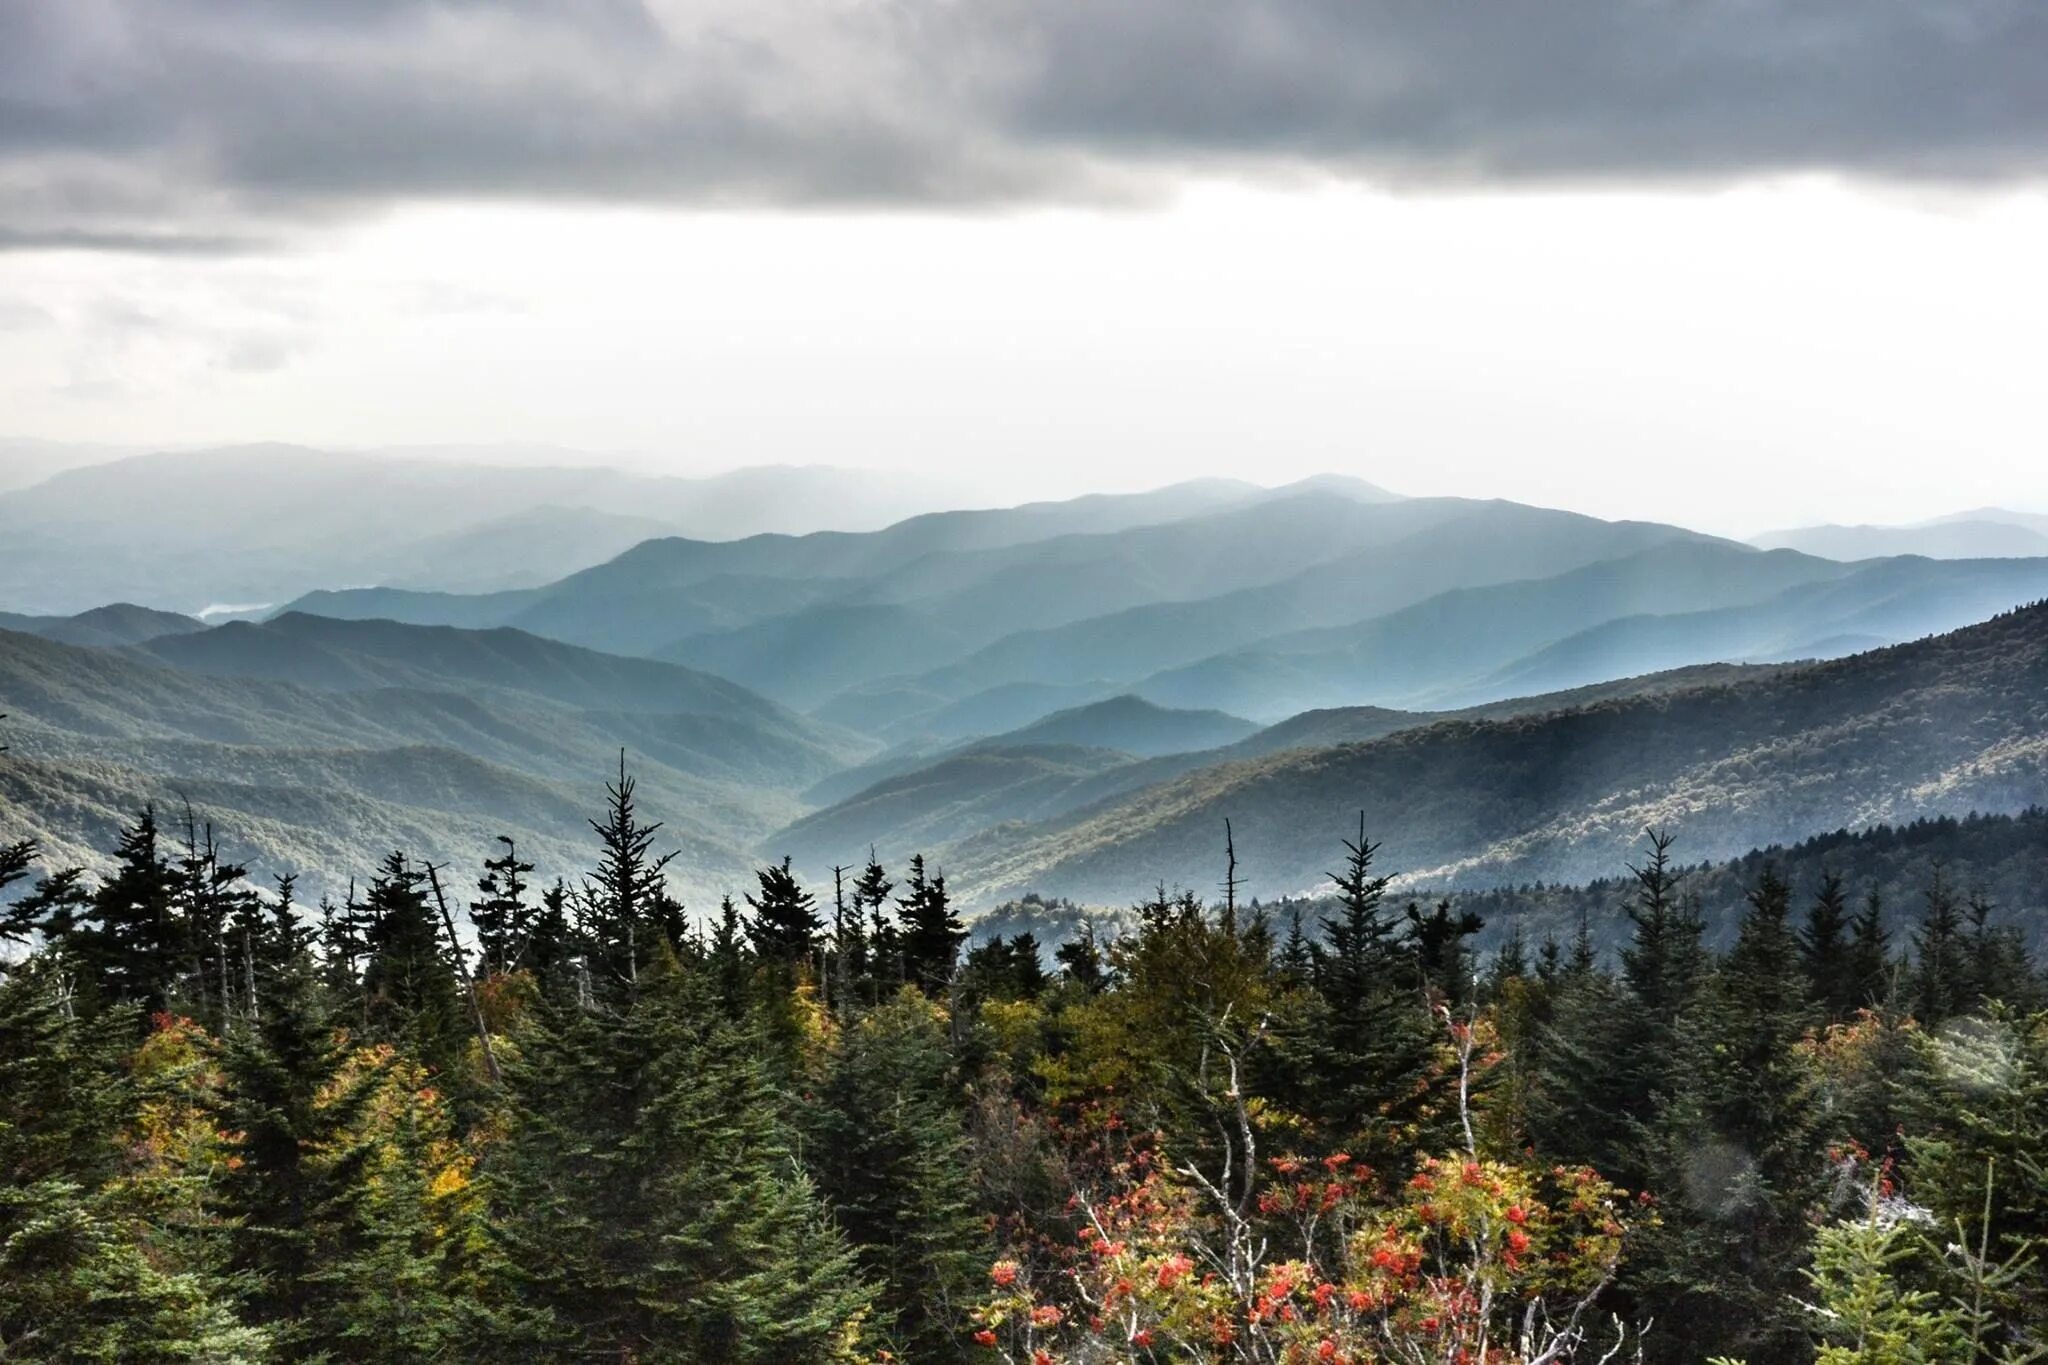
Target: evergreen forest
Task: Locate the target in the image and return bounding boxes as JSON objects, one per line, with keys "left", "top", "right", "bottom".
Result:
{"left": 4, "top": 759, "right": 2046, "bottom": 1364}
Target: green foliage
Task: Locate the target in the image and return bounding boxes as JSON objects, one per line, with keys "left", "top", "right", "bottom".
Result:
{"left": 804, "top": 989, "right": 985, "bottom": 1360}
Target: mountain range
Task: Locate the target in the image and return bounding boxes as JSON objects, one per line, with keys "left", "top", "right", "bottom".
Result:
{"left": 1750, "top": 507, "right": 2048, "bottom": 561}
{"left": 3, "top": 461, "right": 2048, "bottom": 918}
{"left": 0, "top": 444, "right": 986, "bottom": 615}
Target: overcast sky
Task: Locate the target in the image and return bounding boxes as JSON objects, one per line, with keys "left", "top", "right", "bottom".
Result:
{"left": 2, "top": 0, "right": 2044, "bottom": 536}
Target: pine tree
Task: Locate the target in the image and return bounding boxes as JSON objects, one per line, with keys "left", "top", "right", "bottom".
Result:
{"left": 359, "top": 852, "right": 465, "bottom": 1074}
{"left": 1308, "top": 815, "right": 1434, "bottom": 1149}
{"left": 896, "top": 855, "right": 965, "bottom": 995}
{"left": 805, "top": 991, "right": 984, "bottom": 1360}
{"left": 1845, "top": 888, "right": 1893, "bottom": 1012}
{"left": 745, "top": 856, "right": 822, "bottom": 968}
{"left": 1911, "top": 867, "right": 1970, "bottom": 1025}
{"left": 470, "top": 836, "right": 535, "bottom": 977}
{"left": 853, "top": 851, "right": 898, "bottom": 997}
{"left": 68, "top": 805, "right": 184, "bottom": 1014}
{"left": 579, "top": 752, "right": 680, "bottom": 994}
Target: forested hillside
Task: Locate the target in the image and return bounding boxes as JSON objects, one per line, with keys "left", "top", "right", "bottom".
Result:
{"left": 4, "top": 751, "right": 2046, "bottom": 1363}
{"left": 0, "top": 623, "right": 868, "bottom": 901}
{"left": 937, "top": 601, "right": 2048, "bottom": 905}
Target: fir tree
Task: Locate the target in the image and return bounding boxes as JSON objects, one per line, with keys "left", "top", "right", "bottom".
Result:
{"left": 469, "top": 836, "right": 535, "bottom": 978}
{"left": 745, "top": 857, "right": 821, "bottom": 968}
{"left": 853, "top": 850, "right": 898, "bottom": 997}
{"left": 359, "top": 852, "right": 465, "bottom": 1074}
{"left": 579, "top": 752, "right": 680, "bottom": 994}
{"left": 896, "top": 854, "right": 966, "bottom": 995}
{"left": 1911, "top": 867, "right": 1970, "bottom": 1025}
{"left": 804, "top": 991, "right": 985, "bottom": 1360}
{"left": 1845, "top": 888, "right": 1893, "bottom": 1011}
{"left": 1307, "top": 815, "right": 1434, "bottom": 1149}
{"left": 69, "top": 805, "right": 183, "bottom": 1014}
{"left": 1799, "top": 871, "right": 1855, "bottom": 1020}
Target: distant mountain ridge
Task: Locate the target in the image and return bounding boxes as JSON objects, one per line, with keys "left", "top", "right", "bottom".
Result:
{"left": 0, "top": 444, "right": 999, "bottom": 615}
{"left": 0, "top": 618, "right": 869, "bottom": 903}
{"left": 1751, "top": 507, "right": 2048, "bottom": 561}
{"left": 0, "top": 603, "right": 205, "bottom": 649}
{"left": 932, "top": 600, "right": 2048, "bottom": 907}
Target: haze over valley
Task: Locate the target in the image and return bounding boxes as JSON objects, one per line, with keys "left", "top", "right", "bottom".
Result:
{"left": 4, "top": 443, "right": 2046, "bottom": 925}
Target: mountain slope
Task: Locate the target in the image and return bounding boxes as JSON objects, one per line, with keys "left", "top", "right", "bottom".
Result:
{"left": 996, "top": 695, "right": 1256, "bottom": 756}
{"left": 1751, "top": 520, "right": 2048, "bottom": 560}
{"left": 0, "top": 445, "right": 985, "bottom": 615}
{"left": 0, "top": 603, "right": 206, "bottom": 648}
{"left": 777, "top": 662, "right": 1810, "bottom": 879}
{"left": 939, "top": 600, "right": 2048, "bottom": 906}
{"left": 849, "top": 501, "right": 1717, "bottom": 728}
{"left": 132, "top": 612, "right": 806, "bottom": 725}
{"left": 0, "top": 624, "right": 860, "bottom": 901}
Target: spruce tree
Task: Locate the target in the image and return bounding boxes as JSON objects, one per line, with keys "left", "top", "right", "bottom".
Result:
{"left": 1307, "top": 815, "right": 1433, "bottom": 1149}
{"left": 486, "top": 952, "right": 873, "bottom": 1360}
{"left": 745, "top": 856, "right": 821, "bottom": 968}
{"left": 580, "top": 753, "right": 680, "bottom": 994}
{"left": 1799, "top": 870, "right": 1856, "bottom": 1021}
{"left": 853, "top": 850, "right": 900, "bottom": 998}
{"left": 896, "top": 855, "right": 966, "bottom": 995}
{"left": 1635, "top": 865, "right": 1822, "bottom": 1363}
{"left": 215, "top": 922, "right": 354, "bottom": 1332}
{"left": 359, "top": 851, "right": 465, "bottom": 1074}
{"left": 69, "top": 805, "right": 183, "bottom": 1014}
{"left": 1845, "top": 888, "right": 1892, "bottom": 1011}
{"left": 805, "top": 991, "right": 984, "bottom": 1360}
{"left": 470, "top": 836, "right": 535, "bottom": 977}
{"left": 1911, "top": 867, "right": 1970, "bottom": 1025}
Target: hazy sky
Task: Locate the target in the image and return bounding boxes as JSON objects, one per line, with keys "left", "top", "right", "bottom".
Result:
{"left": 2, "top": 0, "right": 2044, "bottom": 536}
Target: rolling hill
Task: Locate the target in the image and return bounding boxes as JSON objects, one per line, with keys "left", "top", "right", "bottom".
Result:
{"left": 934, "top": 600, "right": 2048, "bottom": 907}
{"left": 0, "top": 603, "right": 206, "bottom": 648}
{"left": 0, "top": 444, "right": 988, "bottom": 615}
{"left": 0, "top": 621, "right": 869, "bottom": 903}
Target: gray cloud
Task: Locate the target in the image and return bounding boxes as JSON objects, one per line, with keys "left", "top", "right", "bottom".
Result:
{"left": 2, "top": 0, "right": 2045, "bottom": 251}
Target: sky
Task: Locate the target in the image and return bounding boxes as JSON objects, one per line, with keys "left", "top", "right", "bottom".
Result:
{"left": 1, "top": 0, "right": 2045, "bottom": 537}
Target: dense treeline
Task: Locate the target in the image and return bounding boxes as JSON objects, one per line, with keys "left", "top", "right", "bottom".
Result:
{"left": 2, "top": 764, "right": 2047, "bottom": 1362}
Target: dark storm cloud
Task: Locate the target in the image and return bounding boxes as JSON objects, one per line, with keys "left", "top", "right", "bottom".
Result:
{"left": 3, "top": 0, "right": 2045, "bottom": 251}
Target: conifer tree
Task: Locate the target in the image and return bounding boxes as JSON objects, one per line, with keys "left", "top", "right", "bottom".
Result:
{"left": 1911, "top": 867, "right": 1970, "bottom": 1025}
{"left": 1963, "top": 892, "right": 2034, "bottom": 1011}
{"left": 469, "top": 835, "right": 535, "bottom": 977}
{"left": 580, "top": 752, "right": 681, "bottom": 993}
{"left": 853, "top": 850, "right": 898, "bottom": 996}
{"left": 1845, "top": 888, "right": 1893, "bottom": 1011}
{"left": 359, "top": 851, "right": 465, "bottom": 1073}
{"left": 1405, "top": 896, "right": 1484, "bottom": 1000}
{"left": 1277, "top": 905, "right": 1315, "bottom": 986}
{"left": 1307, "top": 815, "right": 1434, "bottom": 1148}
{"left": 745, "top": 856, "right": 822, "bottom": 968}
{"left": 69, "top": 805, "right": 183, "bottom": 1014}
{"left": 171, "top": 808, "right": 259, "bottom": 1026}
{"left": 805, "top": 991, "right": 985, "bottom": 1360}
{"left": 293, "top": 1056, "right": 490, "bottom": 1362}
{"left": 1800, "top": 870, "right": 1856, "bottom": 1021}
{"left": 487, "top": 952, "right": 873, "bottom": 1360}
{"left": 1053, "top": 923, "right": 1107, "bottom": 993}
{"left": 1635, "top": 865, "right": 1822, "bottom": 1362}
{"left": 896, "top": 854, "right": 966, "bottom": 995}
